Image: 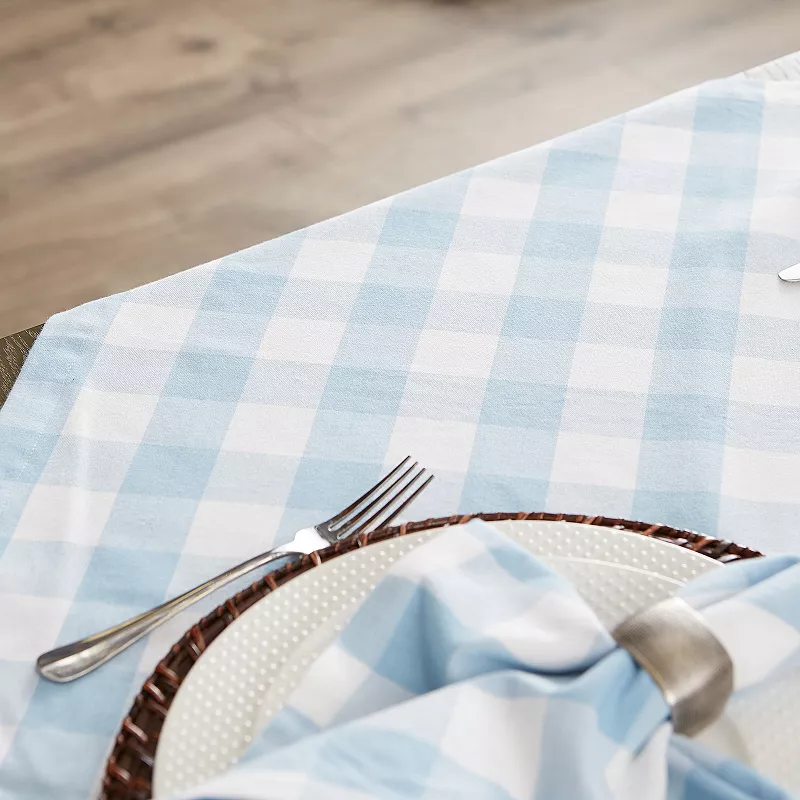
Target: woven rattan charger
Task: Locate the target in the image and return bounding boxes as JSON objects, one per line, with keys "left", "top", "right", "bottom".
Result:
{"left": 102, "top": 511, "right": 762, "bottom": 800}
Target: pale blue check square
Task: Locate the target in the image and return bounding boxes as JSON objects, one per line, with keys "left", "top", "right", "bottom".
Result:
{"left": 319, "top": 366, "right": 407, "bottom": 416}
{"left": 641, "top": 393, "right": 728, "bottom": 442}
{"left": 350, "top": 285, "right": 433, "bottom": 327}
{"left": 304, "top": 410, "right": 395, "bottom": 463}
{"left": 286, "top": 459, "right": 383, "bottom": 512}
{"left": 491, "top": 337, "right": 575, "bottom": 384}
{"left": 656, "top": 307, "right": 739, "bottom": 352}
{"left": 0, "top": 429, "right": 59, "bottom": 485}
{"left": 672, "top": 230, "right": 751, "bottom": 271}
{"left": 534, "top": 185, "right": 611, "bottom": 225}
{"left": 163, "top": 351, "right": 253, "bottom": 402}
{"left": 664, "top": 268, "right": 743, "bottom": 311}
{"left": 23, "top": 661, "right": 139, "bottom": 736}
{"left": 101, "top": 495, "right": 199, "bottom": 550}
{"left": 275, "top": 280, "right": 360, "bottom": 321}
{"left": 694, "top": 93, "right": 763, "bottom": 133}
{"left": 201, "top": 269, "right": 285, "bottom": 315}
{"left": 470, "top": 426, "right": 558, "bottom": 478}
{"left": 378, "top": 207, "right": 460, "bottom": 250}
{"left": 183, "top": 310, "right": 269, "bottom": 354}
{"left": 513, "top": 255, "right": 594, "bottom": 300}
{"left": 542, "top": 148, "right": 619, "bottom": 189}
{"left": 76, "top": 546, "right": 179, "bottom": 606}
{"left": 479, "top": 380, "right": 566, "bottom": 429}
{"left": 503, "top": 296, "right": 585, "bottom": 340}
{"left": 366, "top": 246, "right": 446, "bottom": 289}
{"left": 637, "top": 440, "right": 725, "bottom": 492}
{"left": 632, "top": 488, "right": 721, "bottom": 533}
{"left": 526, "top": 220, "right": 604, "bottom": 264}
{"left": 647, "top": 350, "right": 732, "bottom": 396}
{"left": 691, "top": 131, "right": 761, "bottom": 168}
{"left": 683, "top": 166, "right": 758, "bottom": 199}
{"left": 144, "top": 397, "right": 234, "bottom": 449}
{"left": 120, "top": 443, "right": 218, "bottom": 499}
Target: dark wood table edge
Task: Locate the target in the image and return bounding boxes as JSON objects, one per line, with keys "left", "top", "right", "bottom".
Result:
{"left": 0, "top": 324, "right": 44, "bottom": 408}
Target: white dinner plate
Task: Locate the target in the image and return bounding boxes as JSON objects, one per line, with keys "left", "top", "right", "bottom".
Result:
{"left": 153, "top": 520, "right": 799, "bottom": 797}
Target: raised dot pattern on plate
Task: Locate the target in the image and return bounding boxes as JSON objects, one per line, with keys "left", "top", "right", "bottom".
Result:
{"left": 155, "top": 521, "right": 723, "bottom": 797}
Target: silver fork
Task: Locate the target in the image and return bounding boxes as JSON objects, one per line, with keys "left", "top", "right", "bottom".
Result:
{"left": 37, "top": 457, "right": 433, "bottom": 683}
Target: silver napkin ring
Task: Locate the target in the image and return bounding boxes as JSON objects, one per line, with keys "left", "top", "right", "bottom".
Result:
{"left": 613, "top": 596, "right": 734, "bottom": 736}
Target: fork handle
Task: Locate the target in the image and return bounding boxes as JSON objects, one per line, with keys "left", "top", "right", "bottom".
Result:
{"left": 36, "top": 549, "right": 300, "bottom": 683}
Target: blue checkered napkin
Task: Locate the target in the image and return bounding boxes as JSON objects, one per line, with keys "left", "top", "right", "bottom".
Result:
{"left": 178, "top": 521, "right": 799, "bottom": 800}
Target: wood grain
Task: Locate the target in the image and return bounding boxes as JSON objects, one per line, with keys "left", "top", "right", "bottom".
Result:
{"left": 1, "top": 0, "right": 799, "bottom": 335}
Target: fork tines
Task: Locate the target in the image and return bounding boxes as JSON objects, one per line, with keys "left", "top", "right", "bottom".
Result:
{"left": 329, "top": 457, "right": 433, "bottom": 538}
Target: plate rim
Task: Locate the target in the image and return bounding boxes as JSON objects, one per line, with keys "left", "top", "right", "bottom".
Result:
{"left": 101, "top": 512, "right": 762, "bottom": 799}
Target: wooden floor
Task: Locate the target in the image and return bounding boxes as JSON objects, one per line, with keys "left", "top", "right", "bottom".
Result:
{"left": 2, "top": 0, "right": 799, "bottom": 336}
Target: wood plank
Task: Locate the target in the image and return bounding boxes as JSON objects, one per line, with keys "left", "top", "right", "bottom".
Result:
{"left": 1, "top": 0, "right": 799, "bottom": 335}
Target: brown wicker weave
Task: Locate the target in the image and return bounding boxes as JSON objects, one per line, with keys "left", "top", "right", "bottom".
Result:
{"left": 102, "top": 512, "right": 762, "bottom": 799}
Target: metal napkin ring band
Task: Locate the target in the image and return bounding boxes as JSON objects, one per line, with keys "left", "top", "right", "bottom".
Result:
{"left": 613, "top": 596, "right": 734, "bottom": 736}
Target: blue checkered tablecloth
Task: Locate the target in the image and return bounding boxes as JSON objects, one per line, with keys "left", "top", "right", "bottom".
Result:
{"left": 1, "top": 69, "right": 800, "bottom": 798}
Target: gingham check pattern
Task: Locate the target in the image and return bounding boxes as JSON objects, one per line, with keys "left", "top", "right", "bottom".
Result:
{"left": 178, "top": 521, "right": 800, "bottom": 800}
{"left": 1, "top": 71, "right": 799, "bottom": 798}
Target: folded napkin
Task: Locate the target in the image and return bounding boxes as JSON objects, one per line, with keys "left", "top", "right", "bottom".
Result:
{"left": 172, "top": 521, "right": 799, "bottom": 800}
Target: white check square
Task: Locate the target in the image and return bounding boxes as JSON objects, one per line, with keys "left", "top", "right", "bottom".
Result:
{"left": 0, "top": 725, "right": 15, "bottom": 766}
{"left": 750, "top": 196, "right": 800, "bottom": 237}
{"left": 730, "top": 356, "right": 800, "bottom": 407}
{"left": 722, "top": 447, "right": 800, "bottom": 503}
{"left": 386, "top": 417, "right": 477, "bottom": 473}
{"left": 569, "top": 343, "right": 655, "bottom": 394}
{"left": 437, "top": 251, "right": 520, "bottom": 296}
{"left": 587, "top": 262, "right": 669, "bottom": 309}
{"left": 440, "top": 685, "right": 544, "bottom": 800}
{"left": 0, "top": 594, "right": 71, "bottom": 660}
{"left": 65, "top": 388, "right": 158, "bottom": 443}
{"left": 105, "top": 303, "right": 196, "bottom": 351}
{"left": 739, "top": 273, "right": 800, "bottom": 321}
{"left": 183, "top": 501, "right": 282, "bottom": 558}
{"left": 619, "top": 122, "right": 692, "bottom": 164}
{"left": 759, "top": 135, "right": 800, "bottom": 172}
{"left": 461, "top": 177, "right": 540, "bottom": 220}
{"left": 291, "top": 240, "right": 375, "bottom": 283}
{"left": 223, "top": 404, "right": 316, "bottom": 455}
{"left": 550, "top": 432, "right": 641, "bottom": 489}
{"left": 15, "top": 485, "right": 116, "bottom": 546}
{"left": 604, "top": 191, "right": 682, "bottom": 232}
{"left": 411, "top": 330, "right": 498, "bottom": 378}
{"left": 258, "top": 318, "right": 346, "bottom": 364}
